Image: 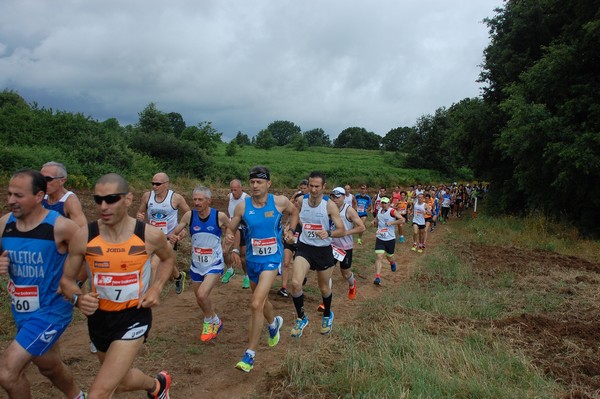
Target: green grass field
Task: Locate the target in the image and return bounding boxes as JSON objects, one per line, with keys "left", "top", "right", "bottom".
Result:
{"left": 206, "top": 144, "right": 447, "bottom": 189}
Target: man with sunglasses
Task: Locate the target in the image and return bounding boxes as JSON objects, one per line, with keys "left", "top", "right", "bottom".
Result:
{"left": 137, "top": 172, "right": 190, "bottom": 294}
{"left": 40, "top": 161, "right": 87, "bottom": 228}
{"left": 0, "top": 169, "right": 86, "bottom": 399}
{"left": 61, "top": 173, "right": 176, "bottom": 399}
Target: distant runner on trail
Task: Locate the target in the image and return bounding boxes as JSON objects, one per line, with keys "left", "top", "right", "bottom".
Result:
{"left": 354, "top": 184, "right": 372, "bottom": 245}
{"left": 371, "top": 196, "right": 405, "bottom": 285}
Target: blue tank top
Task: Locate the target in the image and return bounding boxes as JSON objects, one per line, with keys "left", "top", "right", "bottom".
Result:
{"left": 1, "top": 211, "right": 72, "bottom": 326}
{"left": 42, "top": 191, "right": 75, "bottom": 217}
{"left": 243, "top": 194, "right": 283, "bottom": 264}
{"left": 355, "top": 194, "right": 371, "bottom": 216}
{"left": 189, "top": 208, "right": 224, "bottom": 274}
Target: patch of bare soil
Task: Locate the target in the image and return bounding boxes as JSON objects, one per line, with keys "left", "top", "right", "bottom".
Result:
{"left": 465, "top": 243, "right": 600, "bottom": 399}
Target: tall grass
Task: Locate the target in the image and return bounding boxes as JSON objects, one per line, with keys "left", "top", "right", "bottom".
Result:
{"left": 276, "top": 214, "right": 569, "bottom": 398}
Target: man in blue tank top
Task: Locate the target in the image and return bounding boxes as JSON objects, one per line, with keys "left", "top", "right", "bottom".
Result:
{"left": 225, "top": 166, "right": 298, "bottom": 373}
{"left": 0, "top": 169, "right": 85, "bottom": 399}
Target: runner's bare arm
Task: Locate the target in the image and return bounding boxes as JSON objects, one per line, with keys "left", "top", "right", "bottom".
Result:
{"left": 139, "top": 226, "right": 176, "bottom": 308}
{"left": 169, "top": 210, "right": 192, "bottom": 245}
{"left": 174, "top": 193, "right": 191, "bottom": 214}
{"left": 275, "top": 195, "right": 298, "bottom": 242}
{"left": 224, "top": 201, "right": 245, "bottom": 249}
{"left": 136, "top": 191, "right": 150, "bottom": 221}
{"left": 0, "top": 214, "right": 9, "bottom": 275}
{"left": 64, "top": 195, "right": 88, "bottom": 227}
{"left": 60, "top": 226, "right": 99, "bottom": 316}
{"left": 345, "top": 207, "right": 366, "bottom": 236}
{"left": 325, "top": 199, "right": 346, "bottom": 239}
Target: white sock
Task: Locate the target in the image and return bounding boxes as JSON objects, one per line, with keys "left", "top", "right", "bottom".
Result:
{"left": 347, "top": 272, "right": 355, "bottom": 287}
{"left": 246, "top": 349, "right": 256, "bottom": 358}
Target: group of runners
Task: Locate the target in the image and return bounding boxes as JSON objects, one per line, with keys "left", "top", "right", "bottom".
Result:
{"left": 0, "top": 162, "right": 480, "bottom": 398}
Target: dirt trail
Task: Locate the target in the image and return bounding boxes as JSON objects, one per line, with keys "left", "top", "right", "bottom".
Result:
{"left": 6, "top": 189, "right": 599, "bottom": 398}
{"left": 13, "top": 189, "right": 432, "bottom": 398}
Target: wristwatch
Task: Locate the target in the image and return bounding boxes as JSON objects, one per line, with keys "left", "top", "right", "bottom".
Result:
{"left": 70, "top": 293, "right": 79, "bottom": 307}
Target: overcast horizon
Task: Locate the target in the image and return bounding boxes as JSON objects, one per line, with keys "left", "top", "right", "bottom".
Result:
{"left": 0, "top": 0, "right": 502, "bottom": 141}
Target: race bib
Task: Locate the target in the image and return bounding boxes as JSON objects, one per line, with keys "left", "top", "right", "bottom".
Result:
{"left": 8, "top": 280, "right": 40, "bottom": 313}
{"left": 193, "top": 247, "right": 213, "bottom": 266}
{"left": 376, "top": 227, "right": 390, "bottom": 235}
{"left": 332, "top": 245, "right": 346, "bottom": 262}
{"left": 357, "top": 205, "right": 365, "bottom": 213}
{"left": 252, "top": 237, "right": 277, "bottom": 256}
{"left": 149, "top": 220, "right": 168, "bottom": 234}
{"left": 95, "top": 272, "right": 140, "bottom": 303}
{"left": 303, "top": 223, "right": 323, "bottom": 239}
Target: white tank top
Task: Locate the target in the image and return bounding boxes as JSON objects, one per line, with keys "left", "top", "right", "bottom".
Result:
{"left": 412, "top": 201, "right": 426, "bottom": 226}
{"left": 228, "top": 192, "right": 249, "bottom": 219}
{"left": 147, "top": 190, "right": 178, "bottom": 236}
{"left": 299, "top": 195, "right": 332, "bottom": 247}
{"left": 376, "top": 208, "right": 397, "bottom": 241}
{"left": 332, "top": 203, "right": 354, "bottom": 250}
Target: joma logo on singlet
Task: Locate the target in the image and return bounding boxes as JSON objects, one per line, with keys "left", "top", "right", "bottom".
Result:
{"left": 107, "top": 248, "right": 125, "bottom": 253}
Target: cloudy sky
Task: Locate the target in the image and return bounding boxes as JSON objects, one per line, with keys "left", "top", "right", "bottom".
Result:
{"left": 0, "top": 0, "right": 502, "bottom": 141}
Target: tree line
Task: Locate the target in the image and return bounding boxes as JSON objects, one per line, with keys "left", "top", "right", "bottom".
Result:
{"left": 0, "top": 0, "right": 597, "bottom": 233}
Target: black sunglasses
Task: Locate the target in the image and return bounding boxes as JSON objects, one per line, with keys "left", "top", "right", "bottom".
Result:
{"left": 44, "top": 176, "right": 65, "bottom": 182}
{"left": 93, "top": 193, "right": 128, "bottom": 205}
{"left": 152, "top": 181, "right": 168, "bottom": 186}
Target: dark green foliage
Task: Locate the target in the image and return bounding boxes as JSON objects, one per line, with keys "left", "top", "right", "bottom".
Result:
{"left": 167, "top": 112, "right": 186, "bottom": 137}
{"left": 180, "top": 122, "right": 222, "bottom": 155}
{"left": 226, "top": 140, "right": 238, "bottom": 156}
{"left": 477, "top": 0, "right": 600, "bottom": 233}
{"left": 382, "top": 126, "right": 414, "bottom": 152}
{"left": 333, "top": 127, "right": 381, "bottom": 150}
{"left": 267, "top": 120, "right": 301, "bottom": 146}
{"left": 290, "top": 133, "right": 308, "bottom": 151}
{"left": 234, "top": 131, "right": 251, "bottom": 146}
{"left": 303, "top": 128, "right": 331, "bottom": 147}
{"left": 255, "top": 129, "right": 276, "bottom": 150}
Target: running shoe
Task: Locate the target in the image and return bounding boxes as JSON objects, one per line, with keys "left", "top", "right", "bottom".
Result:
{"left": 374, "top": 277, "right": 381, "bottom": 285}
{"left": 320, "top": 311, "right": 334, "bottom": 335}
{"left": 317, "top": 303, "right": 325, "bottom": 312}
{"left": 90, "top": 341, "right": 97, "bottom": 354}
{"left": 411, "top": 243, "right": 417, "bottom": 252}
{"left": 174, "top": 271, "right": 186, "bottom": 294}
{"left": 348, "top": 282, "right": 357, "bottom": 300}
{"left": 147, "top": 370, "right": 171, "bottom": 399}
{"left": 222, "top": 268, "right": 235, "bottom": 283}
{"left": 235, "top": 352, "right": 255, "bottom": 373}
{"left": 417, "top": 246, "right": 424, "bottom": 254}
{"left": 390, "top": 262, "right": 397, "bottom": 272}
{"left": 398, "top": 235, "right": 405, "bottom": 243}
{"left": 277, "top": 287, "right": 289, "bottom": 297}
{"left": 291, "top": 316, "right": 309, "bottom": 338}
{"left": 242, "top": 276, "right": 250, "bottom": 289}
{"left": 268, "top": 316, "right": 283, "bottom": 347}
{"left": 357, "top": 238, "right": 362, "bottom": 245}
{"left": 200, "top": 320, "right": 223, "bottom": 342}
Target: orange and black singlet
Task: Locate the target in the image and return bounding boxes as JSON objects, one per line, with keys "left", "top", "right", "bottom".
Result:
{"left": 85, "top": 221, "right": 152, "bottom": 312}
